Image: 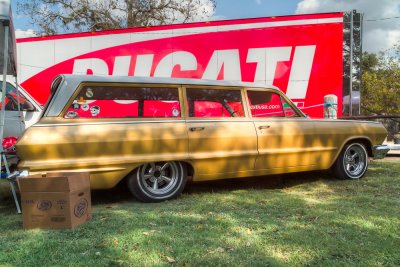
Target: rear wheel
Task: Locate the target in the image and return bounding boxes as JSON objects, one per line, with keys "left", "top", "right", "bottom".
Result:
{"left": 332, "top": 142, "right": 369, "bottom": 180}
{"left": 127, "top": 161, "right": 187, "bottom": 202}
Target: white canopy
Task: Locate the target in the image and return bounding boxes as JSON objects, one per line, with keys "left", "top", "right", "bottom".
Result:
{"left": 0, "top": 0, "right": 16, "bottom": 76}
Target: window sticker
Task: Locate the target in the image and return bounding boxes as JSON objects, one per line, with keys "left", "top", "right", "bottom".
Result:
{"left": 66, "top": 111, "right": 78, "bottom": 118}
{"left": 86, "top": 88, "right": 94, "bottom": 98}
{"left": 81, "top": 103, "right": 89, "bottom": 111}
{"left": 172, "top": 108, "right": 179, "bottom": 117}
{"left": 90, "top": 106, "right": 100, "bottom": 116}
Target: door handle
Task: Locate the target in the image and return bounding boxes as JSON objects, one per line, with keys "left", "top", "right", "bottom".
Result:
{"left": 258, "top": 125, "right": 270, "bottom": 130}
{"left": 189, "top": 127, "right": 205, "bottom": 132}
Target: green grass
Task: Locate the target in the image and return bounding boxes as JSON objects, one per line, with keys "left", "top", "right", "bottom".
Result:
{"left": 1, "top": 160, "right": 400, "bottom": 266}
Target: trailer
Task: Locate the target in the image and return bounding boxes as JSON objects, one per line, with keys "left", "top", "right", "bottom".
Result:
{"left": 15, "top": 11, "right": 362, "bottom": 119}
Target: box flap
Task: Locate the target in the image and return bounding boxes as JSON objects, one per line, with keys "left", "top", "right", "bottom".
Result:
{"left": 18, "top": 172, "right": 90, "bottom": 192}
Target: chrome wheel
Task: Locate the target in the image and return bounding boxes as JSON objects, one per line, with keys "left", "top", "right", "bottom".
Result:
{"left": 128, "top": 161, "right": 187, "bottom": 202}
{"left": 139, "top": 162, "right": 180, "bottom": 195}
{"left": 332, "top": 142, "right": 369, "bottom": 180}
{"left": 343, "top": 144, "right": 368, "bottom": 179}
{"left": 342, "top": 143, "right": 368, "bottom": 179}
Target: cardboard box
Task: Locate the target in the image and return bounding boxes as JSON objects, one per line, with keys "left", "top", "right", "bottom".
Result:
{"left": 18, "top": 172, "right": 92, "bottom": 229}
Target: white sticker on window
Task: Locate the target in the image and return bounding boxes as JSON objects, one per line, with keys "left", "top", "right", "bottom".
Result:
{"left": 172, "top": 108, "right": 179, "bottom": 117}
{"left": 81, "top": 103, "right": 89, "bottom": 111}
{"left": 73, "top": 103, "right": 80, "bottom": 110}
{"left": 66, "top": 111, "right": 78, "bottom": 118}
{"left": 86, "top": 88, "right": 94, "bottom": 98}
{"left": 90, "top": 106, "right": 100, "bottom": 116}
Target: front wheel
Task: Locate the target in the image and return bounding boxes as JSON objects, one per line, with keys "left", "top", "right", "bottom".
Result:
{"left": 127, "top": 161, "right": 187, "bottom": 202}
{"left": 332, "top": 142, "right": 369, "bottom": 180}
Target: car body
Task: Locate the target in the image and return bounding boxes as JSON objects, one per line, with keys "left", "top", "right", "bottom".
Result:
{"left": 16, "top": 75, "right": 389, "bottom": 202}
{"left": 1, "top": 76, "right": 43, "bottom": 137}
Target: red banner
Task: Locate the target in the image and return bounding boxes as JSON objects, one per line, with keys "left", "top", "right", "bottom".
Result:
{"left": 17, "top": 12, "right": 343, "bottom": 117}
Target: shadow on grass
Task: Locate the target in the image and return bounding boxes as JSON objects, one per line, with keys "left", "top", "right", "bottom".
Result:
{"left": 90, "top": 170, "right": 333, "bottom": 205}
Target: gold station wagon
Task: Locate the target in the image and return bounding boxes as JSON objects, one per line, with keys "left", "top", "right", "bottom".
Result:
{"left": 16, "top": 75, "right": 389, "bottom": 202}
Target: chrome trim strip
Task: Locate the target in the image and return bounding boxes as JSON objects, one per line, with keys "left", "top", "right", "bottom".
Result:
{"left": 34, "top": 118, "right": 316, "bottom": 126}
{"left": 312, "top": 119, "right": 381, "bottom": 124}
{"left": 33, "top": 120, "right": 186, "bottom": 127}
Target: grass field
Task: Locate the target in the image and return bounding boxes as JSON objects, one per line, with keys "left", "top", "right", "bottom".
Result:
{"left": 1, "top": 159, "right": 399, "bottom": 266}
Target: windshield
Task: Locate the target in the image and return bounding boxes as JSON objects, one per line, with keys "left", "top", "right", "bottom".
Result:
{"left": 0, "top": 81, "right": 37, "bottom": 111}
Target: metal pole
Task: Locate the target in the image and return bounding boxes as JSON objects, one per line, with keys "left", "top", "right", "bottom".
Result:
{"left": 15, "top": 76, "right": 23, "bottom": 134}
{"left": 0, "top": 24, "right": 9, "bottom": 178}
{"left": 359, "top": 13, "right": 363, "bottom": 115}
{"left": 349, "top": 11, "right": 354, "bottom": 116}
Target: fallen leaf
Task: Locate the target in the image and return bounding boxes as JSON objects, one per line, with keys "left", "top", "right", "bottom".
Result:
{"left": 166, "top": 256, "right": 176, "bottom": 263}
{"left": 216, "top": 247, "right": 225, "bottom": 253}
{"left": 143, "top": 230, "right": 161, "bottom": 236}
{"left": 114, "top": 239, "right": 119, "bottom": 246}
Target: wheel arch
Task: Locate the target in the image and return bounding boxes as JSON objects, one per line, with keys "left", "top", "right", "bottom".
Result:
{"left": 330, "top": 137, "right": 373, "bottom": 168}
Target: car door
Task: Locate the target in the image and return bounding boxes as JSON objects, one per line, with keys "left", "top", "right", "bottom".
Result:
{"left": 185, "top": 86, "right": 258, "bottom": 181}
{"left": 246, "top": 89, "right": 319, "bottom": 171}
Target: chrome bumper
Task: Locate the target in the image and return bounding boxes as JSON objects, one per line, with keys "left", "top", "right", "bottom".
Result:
{"left": 372, "top": 145, "right": 390, "bottom": 159}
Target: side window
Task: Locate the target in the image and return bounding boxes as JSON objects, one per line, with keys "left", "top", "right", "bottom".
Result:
{"left": 247, "top": 90, "right": 285, "bottom": 117}
{"left": 0, "top": 82, "right": 36, "bottom": 111}
{"left": 64, "top": 85, "right": 181, "bottom": 119}
{"left": 186, "top": 88, "right": 245, "bottom": 118}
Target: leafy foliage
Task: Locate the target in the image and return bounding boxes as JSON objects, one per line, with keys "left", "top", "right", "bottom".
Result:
{"left": 17, "top": 0, "right": 216, "bottom": 35}
{"left": 361, "top": 44, "right": 400, "bottom": 116}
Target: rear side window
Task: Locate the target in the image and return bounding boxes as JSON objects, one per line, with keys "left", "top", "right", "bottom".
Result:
{"left": 64, "top": 85, "right": 180, "bottom": 119}
{"left": 247, "top": 90, "right": 300, "bottom": 118}
{"left": 186, "top": 88, "right": 245, "bottom": 118}
{"left": 247, "top": 91, "right": 285, "bottom": 117}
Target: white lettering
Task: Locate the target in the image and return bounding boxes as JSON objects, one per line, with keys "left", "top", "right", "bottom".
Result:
{"left": 286, "top": 45, "right": 316, "bottom": 99}
{"left": 72, "top": 45, "right": 316, "bottom": 100}
{"left": 72, "top": 58, "right": 108, "bottom": 75}
{"left": 247, "top": 47, "right": 291, "bottom": 84}
{"left": 134, "top": 55, "right": 154, "bottom": 77}
{"left": 202, "top": 49, "right": 242, "bottom": 81}
{"left": 154, "top": 51, "right": 197, "bottom": 77}
{"left": 112, "top": 56, "right": 131, "bottom": 75}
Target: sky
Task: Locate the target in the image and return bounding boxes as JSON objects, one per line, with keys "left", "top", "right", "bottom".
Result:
{"left": 12, "top": 0, "right": 400, "bottom": 53}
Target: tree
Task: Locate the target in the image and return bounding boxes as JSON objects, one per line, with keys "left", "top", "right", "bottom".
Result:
{"left": 361, "top": 43, "right": 400, "bottom": 135}
{"left": 17, "top": 0, "right": 216, "bottom": 35}
{"left": 361, "top": 52, "right": 378, "bottom": 73}
{"left": 361, "top": 43, "right": 400, "bottom": 115}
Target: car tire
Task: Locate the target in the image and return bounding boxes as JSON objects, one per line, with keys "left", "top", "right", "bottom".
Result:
{"left": 332, "top": 142, "right": 369, "bottom": 180}
{"left": 127, "top": 161, "right": 187, "bottom": 202}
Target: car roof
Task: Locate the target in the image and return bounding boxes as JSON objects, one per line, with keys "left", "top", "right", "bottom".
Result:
{"left": 61, "top": 74, "right": 282, "bottom": 92}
